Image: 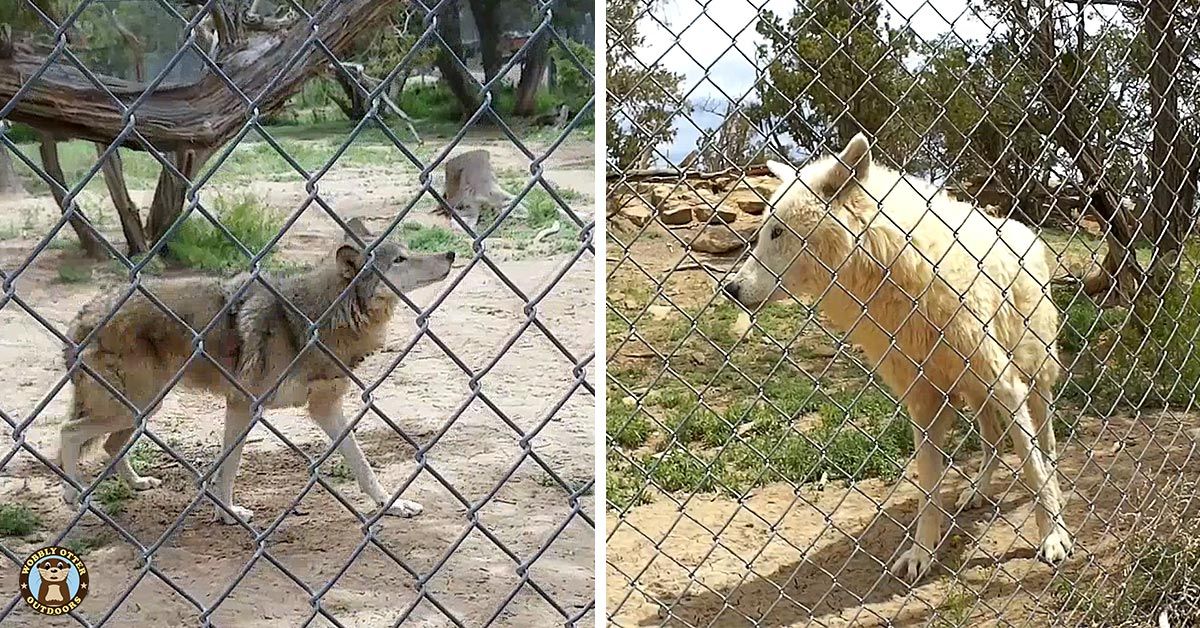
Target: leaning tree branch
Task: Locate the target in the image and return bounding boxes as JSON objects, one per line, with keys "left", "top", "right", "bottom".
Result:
{"left": 0, "top": 0, "right": 403, "bottom": 151}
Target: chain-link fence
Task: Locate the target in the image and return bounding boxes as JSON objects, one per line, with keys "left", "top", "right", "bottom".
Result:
{"left": 606, "top": 0, "right": 1200, "bottom": 625}
{"left": 0, "top": 0, "right": 595, "bottom": 625}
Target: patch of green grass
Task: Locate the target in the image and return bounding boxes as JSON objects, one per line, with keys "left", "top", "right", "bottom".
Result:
{"left": 128, "top": 441, "right": 162, "bottom": 473}
{"left": 400, "top": 222, "right": 471, "bottom": 257}
{"left": 1055, "top": 289, "right": 1122, "bottom": 355}
{"left": 400, "top": 83, "right": 566, "bottom": 123}
{"left": 0, "top": 222, "right": 24, "bottom": 240}
{"left": 63, "top": 536, "right": 108, "bottom": 556}
{"left": 47, "top": 235, "right": 78, "bottom": 250}
{"left": 606, "top": 379, "right": 915, "bottom": 500}
{"left": 482, "top": 180, "right": 586, "bottom": 254}
{"left": 606, "top": 458, "right": 648, "bottom": 510}
{"left": 105, "top": 252, "right": 166, "bottom": 278}
{"left": 647, "top": 449, "right": 720, "bottom": 493}
{"left": 933, "top": 583, "right": 977, "bottom": 627}
{"left": 55, "top": 264, "right": 92, "bottom": 284}
{"left": 94, "top": 479, "right": 133, "bottom": 516}
{"left": 0, "top": 504, "right": 40, "bottom": 536}
{"left": 321, "top": 460, "right": 354, "bottom": 483}
{"left": 166, "top": 193, "right": 283, "bottom": 272}
{"left": 607, "top": 401, "right": 652, "bottom": 449}
{"left": 1056, "top": 256, "right": 1200, "bottom": 411}
{"left": 1055, "top": 537, "right": 1200, "bottom": 625}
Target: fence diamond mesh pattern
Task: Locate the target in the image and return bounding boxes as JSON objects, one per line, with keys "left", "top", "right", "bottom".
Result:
{"left": 0, "top": 0, "right": 595, "bottom": 625}
{"left": 606, "top": 0, "right": 1200, "bottom": 625}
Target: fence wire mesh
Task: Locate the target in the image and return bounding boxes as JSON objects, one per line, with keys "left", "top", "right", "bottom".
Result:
{"left": 606, "top": 0, "right": 1200, "bottom": 625}
{"left": 0, "top": 0, "right": 595, "bottom": 625}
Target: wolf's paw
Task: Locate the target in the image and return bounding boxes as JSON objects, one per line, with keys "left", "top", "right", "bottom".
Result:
{"left": 382, "top": 499, "right": 423, "bottom": 518}
{"left": 215, "top": 505, "right": 254, "bottom": 525}
{"left": 954, "top": 485, "right": 990, "bottom": 512}
{"left": 128, "top": 475, "right": 162, "bottom": 491}
{"left": 891, "top": 545, "right": 934, "bottom": 583}
{"left": 1038, "top": 528, "right": 1073, "bottom": 564}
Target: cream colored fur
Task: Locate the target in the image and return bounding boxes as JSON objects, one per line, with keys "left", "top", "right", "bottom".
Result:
{"left": 724, "top": 134, "right": 1071, "bottom": 582}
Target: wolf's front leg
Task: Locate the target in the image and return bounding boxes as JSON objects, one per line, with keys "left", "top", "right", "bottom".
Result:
{"left": 212, "top": 400, "right": 255, "bottom": 524}
{"left": 307, "top": 388, "right": 423, "bottom": 518}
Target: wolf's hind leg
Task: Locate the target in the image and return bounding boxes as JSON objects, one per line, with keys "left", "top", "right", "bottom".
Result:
{"left": 308, "top": 388, "right": 422, "bottom": 518}
{"left": 955, "top": 405, "right": 1003, "bottom": 511}
{"left": 212, "top": 399, "right": 255, "bottom": 524}
{"left": 59, "top": 414, "right": 121, "bottom": 505}
{"left": 104, "top": 429, "right": 162, "bottom": 491}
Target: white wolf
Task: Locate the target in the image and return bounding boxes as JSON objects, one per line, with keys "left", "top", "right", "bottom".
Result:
{"left": 722, "top": 134, "right": 1071, "bottom": 582}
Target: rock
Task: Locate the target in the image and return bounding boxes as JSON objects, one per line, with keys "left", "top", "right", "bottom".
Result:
{"left": 746, "top": 175, "right": 780, "bottom": 196}
{"left": 645, "top": 184, "right": 673, "bottom": 207}
{"left": 730, "top": 311, "right": 753, "bottom": 336}
{"left": 619, "top": 201, "right": 652, "bottom": 226}
{"left": 647, "top": 305, "right": 672, "bottom": 320}
{"left": 736, "top": 197, "right": 767, "bottom": 215}
{"left": 692, "top": 223, "right": 754, "bottom": 254}
{"left": 694, "top": 203, "right": 738, "bottom": 224}
{"left": 660, "top": 202, "right": 693, "bottom": 225}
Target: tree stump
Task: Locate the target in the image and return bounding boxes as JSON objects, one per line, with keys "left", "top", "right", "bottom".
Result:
{"left": 0, "top": 147, "right": 23, "bottom": 199}
{"left": 0, "top": 121, "right": 24, "bottom": 198}
{"left": 438, "top": 149, "right": 516, "bottom": 230}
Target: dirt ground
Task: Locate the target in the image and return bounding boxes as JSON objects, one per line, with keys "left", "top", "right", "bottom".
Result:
{"left": 608, "top": 414, "right": 1200, "bottom": 626}
{"left": 0, "top": 132, "right": 596, "bottom": 626}
{"left": 606, "top": 231, "right": 1200, "bottom": 626}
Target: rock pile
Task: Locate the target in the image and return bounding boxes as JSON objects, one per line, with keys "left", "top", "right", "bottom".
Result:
{"left": 608, "top": 174, "right": 779, "bottom": 255}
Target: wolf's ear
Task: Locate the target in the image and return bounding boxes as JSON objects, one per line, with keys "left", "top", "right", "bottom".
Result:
{"left": 766, "top": 159, "right": 796, "bottom": 181}
{"left": 336, "top": 243, "right": 364, "bottom": 279}
{"left": 343, "top": 217, "right": 371, "bottom": 242}
{"left": 818, "top": 133, "right": 872, "bottom": 197}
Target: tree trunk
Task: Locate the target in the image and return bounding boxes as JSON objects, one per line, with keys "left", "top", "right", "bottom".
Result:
{"left": 1146, "top": 0, "right": 1196, "bottom": 288}
{"left": 468, "top": 0, "right": 502, "bottom": 83}
{"left": 331, "top": 63, "right": 370, "bottom": 121}
{"left": 0, "top": 0, "right": 401, "bottom": 150}
{"left": 434, "top": 0, "right": 481, "bottom": 116}
{"left": 147, "top": 148, "right": 213, "bottom": 246}
{"left": 94, "top": 144, "right": 148, "bottom": 255}
{"left": 514, "top": 32, "right": 551, "bottom": 116}
{"left": 1015, "top": 0, "right": 1143, "bottom": 305}
{"left": 37, "top": 136, "right": 106, "bottom": 258}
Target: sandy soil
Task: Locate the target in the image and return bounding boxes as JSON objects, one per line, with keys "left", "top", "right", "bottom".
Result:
{"left": 0, "top": 135, "right": 596, "bottom": 626}
{"left": 605, "top": 232, "right": 1200, "bottom": 626}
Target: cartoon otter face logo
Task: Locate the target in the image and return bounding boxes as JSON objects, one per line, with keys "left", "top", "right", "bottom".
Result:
{"left": 19, "top": 547, "right": 88, "bottom": 615}
{"left": 36, "top": 558, "right": 70, "bottom": 604}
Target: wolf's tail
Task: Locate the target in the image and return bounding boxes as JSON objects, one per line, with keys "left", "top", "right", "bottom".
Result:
{"left": 58, "top": 308, "right": 108, "bottom": 458}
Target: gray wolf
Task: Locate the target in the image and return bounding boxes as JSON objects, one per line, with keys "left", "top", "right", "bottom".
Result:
{"left": 58, "top": 218, "right": 454, "bottom": 524}
{"left": 722, "top": 134, "right": 1071, "bottom": 582}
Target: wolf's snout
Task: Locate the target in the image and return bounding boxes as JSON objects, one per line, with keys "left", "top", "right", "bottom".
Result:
{"left": 722, "top": 282, "right": 741, "bottom": 303}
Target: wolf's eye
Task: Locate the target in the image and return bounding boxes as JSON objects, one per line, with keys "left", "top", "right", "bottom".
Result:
{"left": 770, "top": 226, "right": 784, "bottom": 240}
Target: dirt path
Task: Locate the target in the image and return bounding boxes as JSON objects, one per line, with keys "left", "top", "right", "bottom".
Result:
{"left": 0, "top": 137, "right": 596, "bottom": 626}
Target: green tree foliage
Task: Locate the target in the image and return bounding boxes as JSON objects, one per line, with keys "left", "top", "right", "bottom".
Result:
{"left": 755, "top": 0, "right": 923, "bottom": 163}
{"left": 606, "top": 0, "right": 689, "bottom": 169}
